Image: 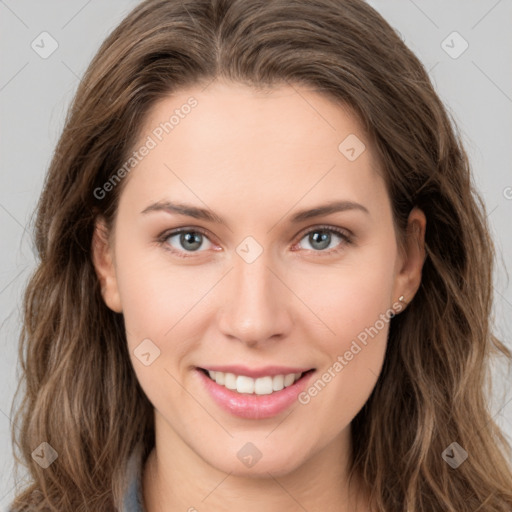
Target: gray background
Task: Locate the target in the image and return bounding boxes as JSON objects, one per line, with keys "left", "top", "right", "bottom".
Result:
{"left": 1, "top": 0, "right": 511, "bottom": 507}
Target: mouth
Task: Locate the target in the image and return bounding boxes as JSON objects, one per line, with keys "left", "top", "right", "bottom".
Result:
{"left": 196, "top": 365, "right": 317, "bottom": 419}
{"left": 197, "top": 367, "right": 316, "bottom": 396}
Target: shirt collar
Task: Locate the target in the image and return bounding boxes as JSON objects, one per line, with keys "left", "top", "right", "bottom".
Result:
{"left": 122, "top": 443, "right": 146, "bottom": 512}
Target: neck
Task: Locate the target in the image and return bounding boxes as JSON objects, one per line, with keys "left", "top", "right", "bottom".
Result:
{"left": 142, "top": 419, "right": 371, "bottom": 512}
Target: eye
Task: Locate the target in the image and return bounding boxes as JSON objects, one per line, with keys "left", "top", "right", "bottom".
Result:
{"left": 157, "top": 228, "right": 215, "bottom": 258}
{"left": 294, "top": 225, "right": 352, "bottom": 254}
{"left": 156, "top": 225, "right": 353, "bottom": 259}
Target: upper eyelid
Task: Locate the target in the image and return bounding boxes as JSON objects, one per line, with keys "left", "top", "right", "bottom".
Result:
{"left": 296, "top": 224, "right": 352, "bottom": 239}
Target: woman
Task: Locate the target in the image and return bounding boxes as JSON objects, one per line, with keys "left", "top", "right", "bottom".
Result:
{"left": 8, "top": 0, "right": 512, "bottom": 511}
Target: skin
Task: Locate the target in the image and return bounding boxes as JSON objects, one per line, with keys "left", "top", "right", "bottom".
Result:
{"left": 92, "top": 79, "right": 426, "bottom": 512}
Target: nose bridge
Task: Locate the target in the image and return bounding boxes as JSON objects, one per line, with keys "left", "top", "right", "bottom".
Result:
{"left": 234, "top": 248, "right": 273, "bottom": 301}
{"left": 217, "top": 245, "right": 292, "bottom": 345}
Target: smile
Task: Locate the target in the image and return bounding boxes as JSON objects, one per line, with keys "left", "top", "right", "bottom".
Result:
{"left": 201, "top": 369, "right": 308, "bottom": 395}
{"left": 196, "top": 367, "right": 317, "bottom": 419}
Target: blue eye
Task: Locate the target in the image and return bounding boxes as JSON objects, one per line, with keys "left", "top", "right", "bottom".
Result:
{"left": 158, "top": 228, "right": 213, "bottom": 257}
{"left": 296, "top": 226, "right": 352, "bottom": 253}
{"left": 156, "top": 225, "right": 352, "bottom": 259}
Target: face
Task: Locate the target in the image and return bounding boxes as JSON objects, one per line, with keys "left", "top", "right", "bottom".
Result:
{"left": 93, "top": 79, "right": 425, "bottom": 478}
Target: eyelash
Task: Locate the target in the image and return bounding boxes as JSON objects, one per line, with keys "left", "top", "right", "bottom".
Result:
{"left": 156, "top": 225, "right": 353, "bottom": 259}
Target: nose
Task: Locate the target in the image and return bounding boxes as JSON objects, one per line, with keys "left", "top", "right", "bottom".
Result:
{"left": 217, "top": 250, "right": 293, "bottom": 348}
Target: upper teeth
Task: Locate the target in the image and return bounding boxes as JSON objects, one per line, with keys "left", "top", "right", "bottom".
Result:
{"left": 207, "top": 370, "right": 303, "bottom": 395}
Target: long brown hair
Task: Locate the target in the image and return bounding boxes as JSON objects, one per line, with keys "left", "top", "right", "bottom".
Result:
{"left": 9, "top": 0, "right": 512, "bottom": 510}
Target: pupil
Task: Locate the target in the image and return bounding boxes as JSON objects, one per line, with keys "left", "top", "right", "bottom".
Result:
{"left": 310, "top": 231, "right": 330, "bottom": 250}
{"left": 181, "top": 232, "right": 202, "bottom": 251}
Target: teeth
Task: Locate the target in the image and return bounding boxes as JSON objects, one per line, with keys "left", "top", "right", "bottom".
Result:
{"left": 237, "top": 375, "right": 255, "bottom": 394}
{"left": 206, "top": 370, "right": 304, "bottom": 395}
{"left": 272, "top": 374, "right": 284, "bottom": 392}
{"left": 254, "top": 376, "right": 273, "bottom": 395}
{"left": 284, "top": 374, "right": 295, "bottom": 387}
{"left": 224, "top": 372, "right": 237, "bottom": 390}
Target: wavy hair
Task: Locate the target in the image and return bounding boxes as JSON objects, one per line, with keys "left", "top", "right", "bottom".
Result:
{"left": 9, "top": 0, "right": 512, "bottom": 510}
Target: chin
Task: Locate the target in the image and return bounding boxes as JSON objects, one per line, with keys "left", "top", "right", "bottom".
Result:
{"left": 206, "top": 445, "right": 307, "bottom": 478}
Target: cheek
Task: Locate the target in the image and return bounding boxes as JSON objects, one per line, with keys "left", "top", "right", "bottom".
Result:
{"left": 116, "top": 250, "right": 204, "bottom": 409}
{"left": 114, "top": 246, "right": 226, "bottom": 402}
{"left": 297, "top": 240, "right": 397, "bottom": 347}
{"left": 115, "top": 242, "right": 201, "bottom": 338}
{"left": 294, "top": 241, "right": 396, "bottom": 416}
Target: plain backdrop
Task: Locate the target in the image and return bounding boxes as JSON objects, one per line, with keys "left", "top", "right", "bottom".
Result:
{"left": 1, "top": 0, "right": 511, "bottom": 508}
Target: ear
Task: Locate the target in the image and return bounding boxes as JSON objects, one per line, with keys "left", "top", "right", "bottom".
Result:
{"left": 392, "top": 207, "right": 427, "bottom": 312}
{"left": 91, "top": 217, "right": 123, "bottom": 313}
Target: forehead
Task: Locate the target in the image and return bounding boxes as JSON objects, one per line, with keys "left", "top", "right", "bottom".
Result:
{"left": 118, "top": 80, "right": 386, "bottom": 219}
{"left": 140, "top": 80, "right": 369, "bottom": 159}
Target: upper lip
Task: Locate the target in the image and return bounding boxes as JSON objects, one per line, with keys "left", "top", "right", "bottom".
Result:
{"left": 198, "top": 365, "right": 315, "bottom": 378}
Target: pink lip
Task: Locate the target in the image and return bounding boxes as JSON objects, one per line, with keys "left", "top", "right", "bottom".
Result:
{"left": 196, "top": 368, "right": 316, "bottom": 420}
{"left": 199, "top": 365, "right": 313, "bottom": 378}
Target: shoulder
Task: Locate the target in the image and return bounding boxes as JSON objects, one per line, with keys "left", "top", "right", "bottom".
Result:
{"left": 6, "top": 445, "right": 147, "bottom": 512}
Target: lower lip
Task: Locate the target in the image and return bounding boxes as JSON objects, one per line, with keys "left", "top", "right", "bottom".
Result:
{"left": 196, "top": 368, "right": 316, "bottom": 420}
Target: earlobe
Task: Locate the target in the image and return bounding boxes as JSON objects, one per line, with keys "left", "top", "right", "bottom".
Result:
{"left": 91, "top": 218, "right": 123, "bottom": 313}
{"left": 393, "top": 207, "right": 427, "bottom": 311}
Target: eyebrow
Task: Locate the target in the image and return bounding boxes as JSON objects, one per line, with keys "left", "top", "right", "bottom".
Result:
{"left": 140, "top": 199, "right": 369, "bottom": 226}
